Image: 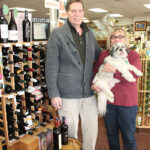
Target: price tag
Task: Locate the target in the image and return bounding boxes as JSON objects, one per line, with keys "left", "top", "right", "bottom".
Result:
{"left": 34, "top": 42, "right": 39, "bottom": 45}
{"left": 0, "top": 79, "right": 4, "bottom": 83}
{"left": 7, "top": 95, "right": 15, "bottom": 99}
{"left": 3, "top": 44, "right": 11, "bottom": 47}
{"left": 24, "top": 43, "right": 30, "bottom": 46}
{"left": 17, "top": 91, "right": 25, "bottom": 95}
{"left": 31, "top": 78, "right": 37, "bottom": 82}
{"left": 42, "top": 42, "right": 47, "bottom": 45}
{"left": 16, "top": 43, "right": 22, "bottom": 47}
{"left": 14, "top": 96, "right": 17, "bottom": 106}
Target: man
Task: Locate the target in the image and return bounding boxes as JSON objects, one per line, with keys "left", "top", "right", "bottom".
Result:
{"left": 45, "top": 0, "right": 101, "bottom": 149}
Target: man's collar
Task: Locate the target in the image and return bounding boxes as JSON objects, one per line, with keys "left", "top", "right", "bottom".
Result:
{"left": 67, "top": 19, "right": 89, "bottom": 34}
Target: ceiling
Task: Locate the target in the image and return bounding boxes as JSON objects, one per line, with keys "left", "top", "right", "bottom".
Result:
{"left": 0, "top": 0, "right": 150, "bottom": 20}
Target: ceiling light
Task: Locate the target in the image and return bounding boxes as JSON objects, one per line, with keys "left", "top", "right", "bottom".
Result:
{"left": 109, "top": 14, "right": 123, "bottom": 17}
{"left": 88, "top": 8, "right": 108, "bottom": 13}
{"left": 10, "top": 7, "right": 36, "bottom": 12}
{"left": 144, "top": 4, "right": 150, "bottom": 9}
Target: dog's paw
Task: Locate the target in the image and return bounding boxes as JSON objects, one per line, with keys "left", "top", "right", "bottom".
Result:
{"left": 108, "top": 92, "right": 114, "bottom": 98}
{"left": 127, "top": 77, "right": 136, "bottom": 82}
{"left": 107, "top": 97, "right": 114, "bottom": 103}
{"left": 136, "top": 71, "right": 143, "bottom": 76}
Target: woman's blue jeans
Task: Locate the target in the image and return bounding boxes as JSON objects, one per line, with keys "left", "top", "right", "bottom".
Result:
{"left": 104, "top": 104, "right": 138, "bottom": 150}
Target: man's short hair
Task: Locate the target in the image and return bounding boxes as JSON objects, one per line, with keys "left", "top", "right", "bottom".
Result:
{"left": 65, "top": 0, "right": 84, "bottom": 11}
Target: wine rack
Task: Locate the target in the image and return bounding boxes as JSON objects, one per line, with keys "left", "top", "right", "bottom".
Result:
{"left": 137, "top": 50, "right": 150, "bottom": 128}
{"left": 0, "top": 41, "right": 56, "bottom": 149}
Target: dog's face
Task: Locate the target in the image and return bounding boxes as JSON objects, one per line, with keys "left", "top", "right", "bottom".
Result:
{"left": 109, "top": 42, "right": 128, "bottom": 59}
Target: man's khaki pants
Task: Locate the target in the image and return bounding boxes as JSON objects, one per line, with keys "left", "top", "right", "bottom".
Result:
{"left": 58, "top": 95, "right": 98, "bottom": 150}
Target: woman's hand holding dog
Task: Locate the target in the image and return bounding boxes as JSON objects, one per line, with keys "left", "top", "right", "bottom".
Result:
{"left": 91, "top": 84, "right": 102, "bottom": 92}
{"left": 51, "top": 97, "right": 62, "bottom": 109}
{"left": 102, "top": 63, "right": 116, "bottom": 73}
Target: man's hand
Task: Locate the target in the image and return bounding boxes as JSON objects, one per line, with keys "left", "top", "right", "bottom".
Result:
{"left": 51, "top": 97, "right": 62, "bottom": 109}
{"left": 91, "top": 84, "right": 102, "bottom": 93}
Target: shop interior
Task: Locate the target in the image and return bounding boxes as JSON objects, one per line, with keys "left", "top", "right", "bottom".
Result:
{"left": 0, "top": 0, "right": 150, "bottom": 150}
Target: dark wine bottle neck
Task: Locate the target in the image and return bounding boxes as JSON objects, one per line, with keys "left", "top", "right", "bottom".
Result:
{"left": 10, "top": 9, "right": 15, "bottom": 21}
{"left": 0, "top": 8, "right": 4, "bottom": 17}
{"left": 25, "top": 10, "right": 28, "bottom": 19}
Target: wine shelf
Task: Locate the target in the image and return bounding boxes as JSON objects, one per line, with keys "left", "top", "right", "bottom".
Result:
{"left": 137, "top": 50, "right": 150, "bottom": 129}
{"left": 0, "top": 41, "right": 56, "bottom": 149}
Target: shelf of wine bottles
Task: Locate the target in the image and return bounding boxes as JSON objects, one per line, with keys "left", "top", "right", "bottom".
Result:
{"left": 137, "top": 51, "right": 150, "bottom": 128}
{"left": 0, "top": 41, "right": 56, "bottom": 146}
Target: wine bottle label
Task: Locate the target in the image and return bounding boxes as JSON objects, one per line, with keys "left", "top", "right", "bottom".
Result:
{"left": 0, "top": 52, "right": 2, "bottom": 65}
{"left": 8, "top": 30, "right": 18, "bottom": 41}
{"left": 0, "top": 24, "right": 8, "bottom": 38}
{"left": 137, "top": 116, "right": 142, "bottom": 126}
{"left": 59, "top": 134, "right": 62, "bottom": 149}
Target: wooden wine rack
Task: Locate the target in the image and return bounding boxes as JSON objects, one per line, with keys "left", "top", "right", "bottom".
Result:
{"left": 0, "top": 41, "right": 56, "bottom": 149}
{"left": 137, "top": 50, "right": 150, "bottom": 129}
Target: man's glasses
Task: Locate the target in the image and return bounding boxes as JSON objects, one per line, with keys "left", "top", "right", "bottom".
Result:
{"left": 111, "top": 35, "right": 125, "bottom": 39}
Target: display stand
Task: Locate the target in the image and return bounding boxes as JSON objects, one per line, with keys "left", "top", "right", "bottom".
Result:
{"left": 0, "top": 41, "right": 57, "bottom": 149}
{"left": 137, "top": 50, "right": 150, "bottom": 131}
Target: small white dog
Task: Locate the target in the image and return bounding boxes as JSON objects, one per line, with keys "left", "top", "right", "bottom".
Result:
{"left": 93, "top": 42, "right": 143, "bottom": 116}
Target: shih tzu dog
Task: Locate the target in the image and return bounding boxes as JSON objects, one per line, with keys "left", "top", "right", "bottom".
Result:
{"left": 93, "top": 42, "right": 143, "bottom": 116}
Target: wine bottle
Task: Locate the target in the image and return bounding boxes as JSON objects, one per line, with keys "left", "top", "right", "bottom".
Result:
{"left": 13, "top": 46, "right": 26, "bottom": 54}
{"left": 2, "top": 47, "right": 9, "bottom": 56}
{"left": 27, "top": 57, "right": 32, "bottom": 61}
{"left": 24, "top": 65, "right": 29, "bottom": 72}
{"left": 32, "top": 63, "right": 40, "bottom": 69}
{"left": 3, "top": 57, "right": 13, "bottom": 65}
{"left": 24, "top": 73, "right": 31, "bottom": 82}
{"left": 3, "top": 68, "right": 10, "bottom": 77}
{"left": 3, "top": 68, "right": 14, "bottom": 78}
{"left": 5, "top": 84, "right": 13, "bottom": 94}
{"left": 8, "top": 9, "right": 18, "bottom": 43}
{"left": 136, "top": 107, "right": 142, "bottom": 126}
{"left": 27, "top": 48, "right": 32, "bottom": 52}
{"left": 23, "top": 10, "right": 30, "bottom": 42}
{"left": 32, "top": 45, "right": 39, "bottom": 53}
{"left": 0, "top": 8, "right": 8, "bottom": 43}
{"left": 3, "top": 57, "right": 8, "bottom": 65}
{"left": 61, "top": 116, "right": 68, "bottom": 145}
{"left": 15, "top": 83, "right": 24, "bottom": 92}
{"left": 53, "top": 120, "right": 62, "bottom": 150}
{"left": 33, "top": 72, "right": 41, "bottom": 78}
{"left": 23, "top": 54, "right": 28, "bottom": 62}
{"left": 13, "top": 55, "right": 23, "bottom": 63}
{"left": 32, "top": 53, "right": 39, "bottom": 60}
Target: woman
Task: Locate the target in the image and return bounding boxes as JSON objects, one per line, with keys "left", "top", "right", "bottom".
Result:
{"left": 92, "top": 28, "right": 142, "bottom": 150}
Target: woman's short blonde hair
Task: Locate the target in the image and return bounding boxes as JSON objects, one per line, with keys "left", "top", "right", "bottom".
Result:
{"left": 107, "top": 28, "right": 130, "bottom": 49}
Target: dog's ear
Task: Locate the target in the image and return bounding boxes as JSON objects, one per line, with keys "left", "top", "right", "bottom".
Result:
{"left": 109, "top": 46, "right": 115, "bottom": 56}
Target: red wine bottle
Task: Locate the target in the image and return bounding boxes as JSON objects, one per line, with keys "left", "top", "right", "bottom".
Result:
{"left": 23, "top": 10, "right": 30, "bottom": 42}
{"left": 0, "top": 8, "right": 8, "bottom": 43}
{"left": 53, "top": 120, "right": 62, "bottom": 150}
{"left": 61, "top": 116, "right": 68, "bottom": 145}
{"left": 8, "top": 9, "right": 18, "bottom": 43}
